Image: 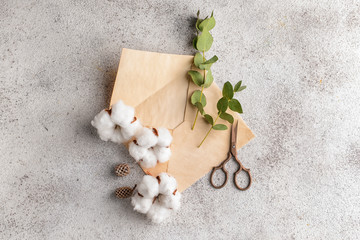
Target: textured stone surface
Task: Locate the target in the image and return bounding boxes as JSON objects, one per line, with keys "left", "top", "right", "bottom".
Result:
{"left": 1, "top": 0, "right": 360, "bottom": 239}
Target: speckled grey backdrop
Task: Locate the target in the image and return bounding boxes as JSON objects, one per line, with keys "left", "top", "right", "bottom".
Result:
{"left": 1, "top": 0, "right": 359, "bottom": 239}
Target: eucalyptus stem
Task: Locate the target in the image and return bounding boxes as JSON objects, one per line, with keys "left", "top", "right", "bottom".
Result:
{"left": 191, "top": 103, "right": 200, "bottom": 130}
{"left": 191, "top": 51, "right": 206, "bottom": 130}
{"left": 198, "top": 113, "right": 220, "bottom": 148}
{"left": 188, "top": 10, "right": 217, "bottom": 135}
{"left": 202, "top": 50, "right": 206, "bottom": 80}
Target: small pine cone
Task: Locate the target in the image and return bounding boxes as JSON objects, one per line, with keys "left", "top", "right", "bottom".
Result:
{"left": 115, "top": 187, "right": 134, "bottom": 199}
{"left": 115, "top": 163, "right": 130, "bottom": 177}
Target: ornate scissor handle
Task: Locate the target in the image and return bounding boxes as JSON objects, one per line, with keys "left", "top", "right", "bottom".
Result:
{"left": 210, "top": 165, "right": 228, "bottom": 189}
{"left": 233, "top": 164, "right": 252, "bottom": 191}
{"left": 210, "top": 154, "right": 231, "bottom": 189}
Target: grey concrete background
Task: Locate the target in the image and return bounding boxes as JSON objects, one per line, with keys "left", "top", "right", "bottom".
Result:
{"left": 1, "top": 0, "right": 359, "bottom": 239}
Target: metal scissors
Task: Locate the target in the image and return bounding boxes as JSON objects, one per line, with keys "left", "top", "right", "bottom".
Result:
{"left": 210, "top": 120, "right": 252, "bottom": 191}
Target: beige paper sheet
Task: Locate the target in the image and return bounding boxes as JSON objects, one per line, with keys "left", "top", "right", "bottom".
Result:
{"left": 110, "top": 48, "right": 254, "bottom": 192}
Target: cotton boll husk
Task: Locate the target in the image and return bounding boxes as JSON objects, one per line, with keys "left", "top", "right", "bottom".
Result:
{"left": 158, "top": 173, "right": 177, "bottom": 196}
{"left": 131, "top": 193, "right": 153, "bottom": 214}
{"left": 153, "top": 146, "right": 171, "bottom": 163}
{"left": 135, "top": 127, "right": 158, "bottom": 148}
{"left": 156, "top": 127, "right": 172, "bottom": 147}
{"left": 137, "top": 175, "right": 159, "bottom": 199}
{"left": 121, "top": 118, "right": 142, "bottom": 140}
{"left": 110, "top": 100, "right": 135, "bottom": 127}
{"left": 139, "top": 149, "right": 157, "bottom": 168}
{"left": 110, "top": 128, "right": 126, "bottom": 144}
{"left": 129, "top": 141, "right": 148, "bottom": 162}
{"left": 158, "top": 191, "right": 181, "bottom": 211}
{"left": 146, "top": 201, "right": 171, "bottom": 224}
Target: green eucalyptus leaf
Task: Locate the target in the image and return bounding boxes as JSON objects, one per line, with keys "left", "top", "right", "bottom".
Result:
{"left": 220, "top": 112, "right": 234, "bottom": 124}
{"left": 194, "top": 52, "right": 203, "bottom": 68}
{"left": 199, "top": 63, "right": 211, "bottom": 70}
{"left": 196, "top": 31, "right": 213, "bottom": 52}
{"left": 238, "top": 86, "right": 247, "bottom": 91}
{"left": 222, "top": 81, "right": 234, "bottom": 99}
{"left": 234, "top": 81, "right": 242, "bottom": 92}
{"left": 229, "top": 99, "right": 243, "bottom": 113}
{"left": 203, "top": 69, "right": 213, "bottom": 88}
{"left": 198, "top": 13, "right": 215, "bottom": 31}
{"left": 192, "top": 36, "right": 198, "bottom": 50}
{"left": 199, "top": 55, "right": 218, "bottom": 70}
{"left": 195, "top": 10, "right": 202, "bottom": 32}
{"left": 191, "top": 90, "right": 206, "bottom": 107}
{"left": 213, "top": 124, "right": 228, "bottom": 130}
{"left": 196, "top": 19, "right": 203, "bottom": 31}
{"left": 188, "top": 70, "right": 203, "bottom": 86}
{"left": 205, "top": 55, "right": 218, "bottom": 64}
{"left": 217, "top": 97, "right": 228, "bottom": 113}
{"left": 195, "top": 102, "right": 205, "bottom": 115}
{"left": 204, "top": 114, "right": 214, "bottom": 125}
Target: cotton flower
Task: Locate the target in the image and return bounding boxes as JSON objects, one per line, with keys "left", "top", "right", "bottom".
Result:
{"left": 156, "top": 127, "right": 172, "bottom": 147}
{"left": 135, "top": 127, "right": 158, "bottom": 148}
{"left": 131, "top": 193, "right": 153, "bottom": 214}
{"left": 110, "top": 127, "right": 126, "bottom": 144}
{"left": 96, "top": 128, "right": 115, "bottom": 142}
{"left": 146, "top": 201, "right": 171, "bottom": 224}
{"left": 130, "top": 173, "right": 180, "bottom": 223}
{"left": 157, "top": 173, "right": 177, "bottom": 196}
{"left": 139, "top": 148, "right": 157, "bottom": 168}
{"left": 91, "top": 109, "right": 115, "bottom": 130}
{"left": 110, "top": 100, "right": 135, "bottom": 127}
{"left": 158, "top": 191, "right": 181, "bottom": 211}
{"left": 136, "top": 175, "right": 159, "bottom": 199}
{"left": 121, "top": 117, "right": 142, "bottom": 140}
{"left": 129, "top": 141, "right": 148, "bottom": 162}
{"left": 153, "top": 146, "right": 171, "bottom": 163}
{"left": 91, "top": 110, "right": 116, "bottom": 141}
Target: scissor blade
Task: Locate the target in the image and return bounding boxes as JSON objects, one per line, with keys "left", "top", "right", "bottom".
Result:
{"left": 231, "top": 120, "right": 238, "bottom": 149}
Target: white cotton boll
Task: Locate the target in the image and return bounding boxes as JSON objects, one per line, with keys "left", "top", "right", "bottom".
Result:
{"left": 146, "top": 201, "right": 171, "bottom": 224}
{"left": 158, "top": 191, "right": 181, "bottom": 211}
{"left": 110, "top": 128, "right": 126, "bottom": 144}
{"left": 139, "top": 149, "right": 157, "bottom": 168}
{"left": 156, "top": 128, "right": 172, "bottom": 147}
{"left": 91, "top": 109, "right": 115, "bottom": 130}
{"left": 131, "top": 193, "right": 153, "bottom": 214}
{"left": 96, "top": 127, "right": 115, "bottom": 142}
{"left": 110, "top": 100, "right": 135, "bottom": 127}
{"left": 129, "top": 141, "right": 148, "bottom": 162}
{"left": 135, "top": 127, "right": 158, "bottom": 148}
{"left": 153, "top": 146, "right": 171, "bottom": 163}
{"left": 158, "top": 173, "right": 177, "bottom": 196}
{"left": 91, "top": 110, "right": 116, "bottom": 141}
{"left": 121, "top": 118, "right": 142, "bottom": 140}
{"left": 137, "top": 175, "right": 159, "bottom": 199}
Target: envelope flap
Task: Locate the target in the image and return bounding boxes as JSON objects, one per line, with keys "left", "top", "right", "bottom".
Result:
{"left": 110, "top": 48, "right": 193, "bottom": 108}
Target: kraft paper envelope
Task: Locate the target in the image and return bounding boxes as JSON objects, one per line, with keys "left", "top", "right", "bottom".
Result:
{"left": 110, "top": 48, "right": 254, "bottom": 192}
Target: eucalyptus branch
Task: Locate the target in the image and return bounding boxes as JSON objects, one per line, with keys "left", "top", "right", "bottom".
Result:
{"left": 188, "top": 10, "right": 218, "bottom": 130}
{"left": 198, "top": 81, "right": 247, "bottom": 147}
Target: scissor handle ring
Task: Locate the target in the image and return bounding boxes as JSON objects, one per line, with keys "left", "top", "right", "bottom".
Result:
{"left": 233, "top": 167, "right": 252, "bottom": 191}
{"left": 210, "top": 165, "right": 229, "bottom": 189}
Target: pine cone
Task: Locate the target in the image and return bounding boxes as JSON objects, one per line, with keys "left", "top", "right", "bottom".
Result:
{"left": 115, "top": 186, "right": 134, "bottom": 199}
{"left": 115, "top": 163, "right": 130, "bottom": 177}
